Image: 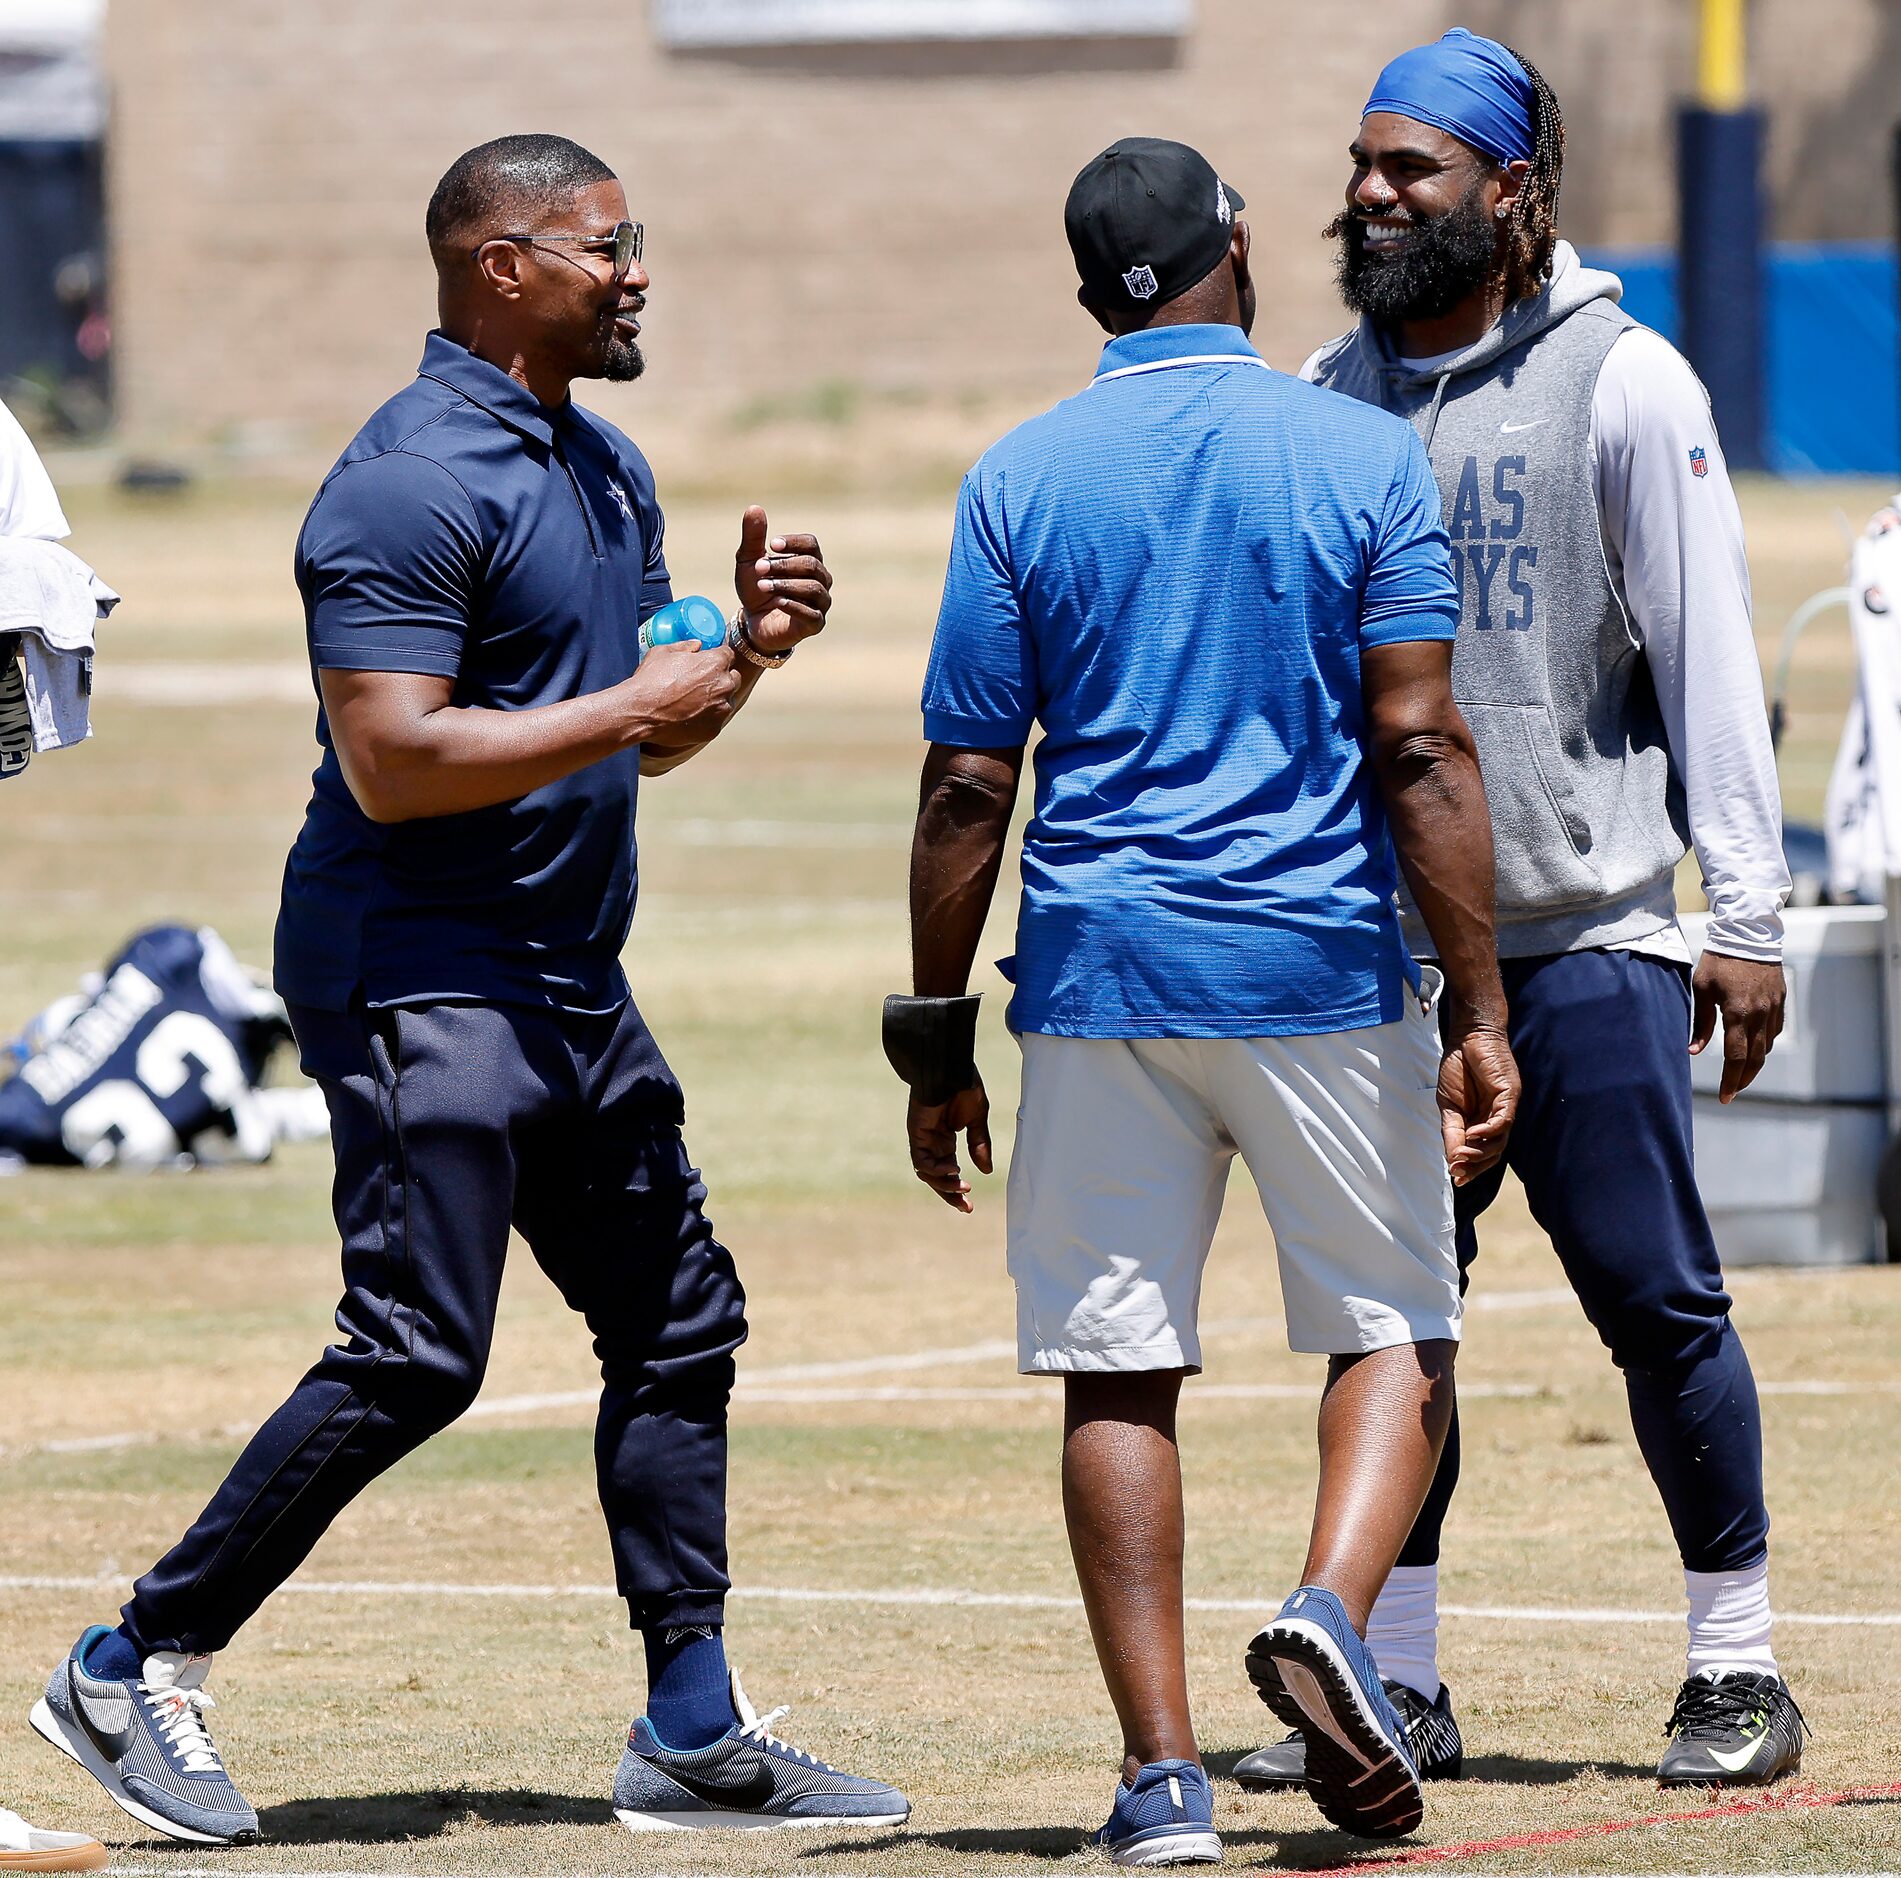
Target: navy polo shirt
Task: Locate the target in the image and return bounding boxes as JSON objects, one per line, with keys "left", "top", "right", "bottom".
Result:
{"left": 274, "top": 332, "right": 673, "bottom": 1014}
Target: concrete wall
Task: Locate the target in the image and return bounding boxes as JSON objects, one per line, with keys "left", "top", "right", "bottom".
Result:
{"left": 104, "top": 0, "right": 1901, "bottom": 451}
{"left": 1462, "top": 0, "right": 1898, "bottom": 247}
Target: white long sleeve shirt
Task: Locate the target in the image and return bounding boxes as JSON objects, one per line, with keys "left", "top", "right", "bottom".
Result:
{"left": 0, "top": 395, "right": 70, "bottom": 541}
{"left": 1302, "top": 324, "right": 1789, "bottom": 963}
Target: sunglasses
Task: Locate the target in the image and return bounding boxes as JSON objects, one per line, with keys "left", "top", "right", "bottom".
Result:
{"left": 475, "top": 219, "right": 643, "bottom": 282}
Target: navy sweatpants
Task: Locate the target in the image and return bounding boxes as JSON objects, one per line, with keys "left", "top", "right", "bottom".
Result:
{"left": 124, "top": 998, "right": 747, "bottom": 1655}
{"left": 1400, "top": 948, "right": 1769, "bottom": 1575}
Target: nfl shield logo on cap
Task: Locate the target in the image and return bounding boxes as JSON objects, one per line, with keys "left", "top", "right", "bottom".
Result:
{"left": 1066, "top": 139, "right": 1246, "bottom": 311}
{"left": 1689, "top": 446, "right": 1709, "bottom": 478}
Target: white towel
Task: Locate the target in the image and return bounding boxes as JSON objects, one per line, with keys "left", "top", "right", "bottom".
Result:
{"left": 0, "top": 537, "right": 120, "bottom": 752}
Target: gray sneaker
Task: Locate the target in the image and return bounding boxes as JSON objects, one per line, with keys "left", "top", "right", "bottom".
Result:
{"left": 613, "top": 1669, "right": 910, "bottom": 1832}
{"left": 29, "top": 1626, "right": 258, "bottom": 1845}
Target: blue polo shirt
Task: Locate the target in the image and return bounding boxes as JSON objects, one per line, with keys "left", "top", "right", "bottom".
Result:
{"left": 923, "top": 323, "right": 1457, "bottom": 1038}
{"left": 275, "top": 332, "right": 672, "bottom": 1014}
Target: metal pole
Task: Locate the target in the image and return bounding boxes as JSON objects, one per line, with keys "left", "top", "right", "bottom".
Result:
{"left": 1677, "top": 0, "right": 1767, "bottom": 470}
{"left": 1892, "top": 121, "right": 1901, "bottom": 474}
{"left": 1698, "top": 0, "right": 1747, "bottom": 111}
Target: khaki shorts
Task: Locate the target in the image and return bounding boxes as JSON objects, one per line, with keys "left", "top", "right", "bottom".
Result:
{"left": 1006, "top": 1007, "right": 1460, "bottom": 1370}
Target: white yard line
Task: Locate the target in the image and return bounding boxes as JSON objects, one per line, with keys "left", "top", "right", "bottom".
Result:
{"left": 1757, "top": 1378, "right": 1901, "bottom": 1395}
{"left": 463, "top": 1319, "right": 1278, "bottom": 1419}
{"left": 740, "top": 1380, "right": 1545, "bottom": 1404}
{"left": 32, "top": 1430, "right": 176, "bottom": 1454}
{"left": 4, "top": 1571, "right": 1897, "bottom": 1627}
{"left": 650, "top": 817, "right": 904, "bottom": 847}
{"left": 104, "top": 663, "right": 312, "bottom": 706}
{"left": 10, "top": 1370, "right": 1891, "bottom": 1457}
{"left": 6, "top": 1276, "right": 1887, "bottom": 1457}
{"left": 1467, "top": 1283, "right": 1576, "bottom": 1311}
{"left": 19, "top": 809, "right": 886, "bottom": 848}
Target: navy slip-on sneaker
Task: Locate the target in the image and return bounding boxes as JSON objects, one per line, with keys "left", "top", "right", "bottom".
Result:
{"left": 1094, "top": 1759, "right": 1220, "bottom": 1867}
{"left": 1243, "top": 1586, "right": 1423, "bottom": 1839}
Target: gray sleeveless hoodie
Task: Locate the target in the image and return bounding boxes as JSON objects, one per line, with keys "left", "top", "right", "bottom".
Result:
{"left": 1310, "top": 241, "right": 1689, "bottom": 958}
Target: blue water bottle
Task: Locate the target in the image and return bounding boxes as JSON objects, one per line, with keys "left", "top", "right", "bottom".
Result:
{"left": 638, "top": 594, "right": 728, "bottom": 658}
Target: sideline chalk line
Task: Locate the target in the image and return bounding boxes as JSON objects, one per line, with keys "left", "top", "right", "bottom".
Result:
{"left": 1299, "top": 1779, "right": 1901, "bottom": 1878}
{"left": 5, "top": 1572, "right": 1896, "bottom": 1628}
{"left": 95, "top": 1786, "right": 1901, "bottom": 1878}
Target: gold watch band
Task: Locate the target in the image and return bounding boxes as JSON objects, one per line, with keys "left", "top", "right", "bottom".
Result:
{"left": 731, "top": 610, "right": 792, "bottom": 669}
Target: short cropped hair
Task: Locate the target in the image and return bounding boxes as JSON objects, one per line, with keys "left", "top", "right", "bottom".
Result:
{"left": 426, "top": 134, "right": 616, "bottom": 259}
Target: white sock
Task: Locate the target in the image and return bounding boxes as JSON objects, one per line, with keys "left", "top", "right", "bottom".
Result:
{"left": 1365, "top": 1564, "right": 1441, "bottom": 1702}
{"left": 1684, "top": 1559, "right": 1777, "bottom": 1679}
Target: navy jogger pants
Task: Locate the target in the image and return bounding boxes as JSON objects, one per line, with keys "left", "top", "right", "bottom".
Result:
{"left": 1399, "top": 947, "right": 1769, "bottom": 1575}
{"left": 125, "top": 998, "right": 748, "bottom": 1654}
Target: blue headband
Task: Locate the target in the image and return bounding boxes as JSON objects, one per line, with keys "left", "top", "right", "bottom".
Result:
{"left": 1363, "top": 27, "right": 1534, "bottom": 167}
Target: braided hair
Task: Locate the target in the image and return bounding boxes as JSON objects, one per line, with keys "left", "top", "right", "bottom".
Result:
{"left": 1498, "top": 44, "right": 1565, "bottom": 300}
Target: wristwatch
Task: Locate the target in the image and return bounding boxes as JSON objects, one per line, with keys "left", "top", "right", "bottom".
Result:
{"left": 731, "top": 609, "right": 792, "bottom": 670}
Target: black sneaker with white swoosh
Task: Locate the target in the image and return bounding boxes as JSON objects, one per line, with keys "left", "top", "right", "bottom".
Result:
{"left": 1234, "top": 1678, "right": 1463, "bottom": 1792}
{"left": 1657, "top": 1671, "right": 1807, "bottom": 1787}
{"left": 612, "top": 1669, "right": 910, "bottom": 1832}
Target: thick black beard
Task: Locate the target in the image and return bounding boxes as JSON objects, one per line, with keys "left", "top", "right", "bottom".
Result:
{"left": 602, "top": 334, "right": 645, "bottom": 382}
{"left": 1328, "top": 182, "right": 1498, "bottom": 325}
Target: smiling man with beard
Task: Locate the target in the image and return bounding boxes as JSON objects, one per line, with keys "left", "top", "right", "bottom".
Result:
{"left": 29, "top": 134, "right": 911, "bottom": 1846}
{"left": 1232, "top": 31, "right": 1803, "bottom": 1795}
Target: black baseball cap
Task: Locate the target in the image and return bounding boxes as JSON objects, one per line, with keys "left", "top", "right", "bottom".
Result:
{"left": 1064, "top": 137, "right": 1246, "bottom": 313}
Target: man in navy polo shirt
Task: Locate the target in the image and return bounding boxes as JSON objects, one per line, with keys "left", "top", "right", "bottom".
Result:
{"left": 888, "top": 140, "right": 1518, "bottom": 1858}
{"left": 32, "top": 134, "right": 908, "bottom": 1844}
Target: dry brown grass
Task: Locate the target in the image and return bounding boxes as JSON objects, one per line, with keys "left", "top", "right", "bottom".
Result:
{"left": 1, "top": 466, "right": 1897, "bottom": 1875}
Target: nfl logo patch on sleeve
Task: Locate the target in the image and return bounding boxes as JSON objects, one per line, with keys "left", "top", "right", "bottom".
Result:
{"left": 1689, "top": 446, "right": 1709, "bottom": 478}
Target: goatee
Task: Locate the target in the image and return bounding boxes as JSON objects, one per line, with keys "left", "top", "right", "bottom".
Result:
{"left": 603, "top": 334, "right": 645, "bottom": 382}
{"left": 1328, "top": 180, "right": 1498, "bottom": 325}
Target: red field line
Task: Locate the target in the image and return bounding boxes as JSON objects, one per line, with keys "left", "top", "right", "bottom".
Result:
{"left": 1298, "top": 1778, "right": 1901, "bottom": 1875}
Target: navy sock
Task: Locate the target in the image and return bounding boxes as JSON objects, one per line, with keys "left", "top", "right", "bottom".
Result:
{"left": 84, "top": 1625, "right": 144, "bottom": 1680}
{"left": 642, "top": 1624, "right": 736, "bottom": 1750}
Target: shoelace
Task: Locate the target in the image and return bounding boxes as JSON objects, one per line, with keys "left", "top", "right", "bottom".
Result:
{"left": 1665, "top": 1673, "right": 1804, "bottom": 1742}
{"left": 737, "top": 1702, "right": 824, "bottom": 1769}
{"left": 1385, "top": 1684, "right": 1430, "bottom": 1728}
{"left": 140, "top": 1682, "right": 224, "bottom": 1775}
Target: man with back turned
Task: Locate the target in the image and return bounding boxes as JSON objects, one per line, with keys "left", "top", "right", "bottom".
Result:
{"left": 888, "top": 137, "right": 1519, "bottom": 1860}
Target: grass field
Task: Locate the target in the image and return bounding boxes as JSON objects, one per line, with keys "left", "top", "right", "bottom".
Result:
{"left": 2, "top": 454, "right": 1898, "bottom": 1877}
